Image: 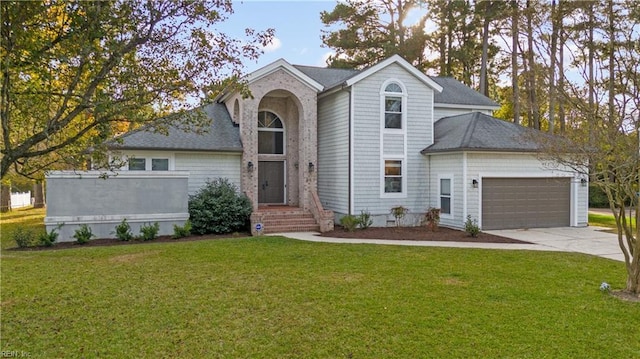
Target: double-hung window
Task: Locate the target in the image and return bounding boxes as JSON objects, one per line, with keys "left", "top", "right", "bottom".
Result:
{"left": 440, "top": 178, "right": 452, "bottom": 216}
{"left": 384, "top": 160, "right": 403, "bottom": 193}
{"left": 383, "top": 83, "right": 403, "bottom": 129}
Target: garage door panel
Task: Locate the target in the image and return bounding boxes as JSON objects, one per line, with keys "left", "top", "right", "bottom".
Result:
{"left": 482, "top": 178, "right": 570, "bottom": 230}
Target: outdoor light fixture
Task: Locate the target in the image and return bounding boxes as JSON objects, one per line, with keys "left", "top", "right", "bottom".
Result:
{"left": 247, "top": 161, "right": 254, "bottom": 172}
{"left": 580, "top": 178, "right": 587, "bottom": 187}
{"left": 472, "top": 179, "right": 479, "bottom": 188}
{"left": 308, "top": 162, "right": 315, "bottom": 172}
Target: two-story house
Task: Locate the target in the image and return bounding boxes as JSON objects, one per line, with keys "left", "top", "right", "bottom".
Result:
{"left": 110, "top": 55, "right": 588, "bottom": 234}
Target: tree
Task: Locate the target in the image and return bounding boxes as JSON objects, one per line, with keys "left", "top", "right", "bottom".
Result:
{"left": 320, "top": 0, "right": 429, "bottom": 70}
{"left": 0, "top": 0, "right": 274, "bottom": 179}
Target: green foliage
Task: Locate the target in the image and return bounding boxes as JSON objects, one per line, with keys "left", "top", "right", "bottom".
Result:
{"left": 357, "top": 209, "right": 373, "bottom": 229}
{"left": 464, "top": 215, "right": 480, "bottom": 238}
{"left": 425, "top": 207, "right": 441, "bottom": 232}
{"left": 589, "top": 184, "right": 610, "bottom": 208}
{"left": 390, "top": 206, "right": 409, "bottom": 227}
{"left": 38, "top": 225, "right": 60, "bottom": 247}
{"left": 320, "top": 0, "right": 429, "bottom": 70}
{"left": 12, "top": 227, "right": 37, "bottom": 248}
{"left": 172, "top": 220, "right": 192, "bottom": 239}
{"left": 0, "top": 0, "right": 274, "bottom": 179}
{"left": 73, "top": 224, "right": 95, "bottom": 244}
{"left": 114, "top": 219, "right": 134, "bottom": 241}
{"left": 340, "top": 215, "right": 359, "bottom": 232}
{"left": 188, "top": 178, "right": 252, "bottom": 235}
{"left": 139, "top": 222, "right": 160, "bottom": 241}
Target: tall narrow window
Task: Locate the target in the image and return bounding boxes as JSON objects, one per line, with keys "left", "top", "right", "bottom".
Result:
{"left": 440, "top": 178, "right": 452, "bottom": 215}
{"left": 383, "top": 83, "right": 403, "bottom": 129}
{"left": 384, "top": 160, "right": 403, "bottom": 193}
{"left": 258, "top": 111, "right": 284, "bottom": 154}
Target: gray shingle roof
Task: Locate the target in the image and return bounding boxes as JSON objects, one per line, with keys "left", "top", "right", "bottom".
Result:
{"left": 109, "top": 102, "right": 242, "bottom": 152}
{"left": 293, "top": 64, "right": 499, "bottom": 108}
{"left": 429, "top": 77, "right": 500, "bottom": 108}
{"left": 293, "top": 65, "right": 359, "bottom": 89}
{"left": 421, "top": 112, "right": 541, "bottom": 154}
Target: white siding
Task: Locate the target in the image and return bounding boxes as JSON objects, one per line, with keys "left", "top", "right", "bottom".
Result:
{"left": 428, "top": 153, "right": 464, "bottom": 228}
{"left": 318, "top": 90, "right": 350, "bottom": 214}
{"left": 434, "top": 107, "right": 492, "bottom": 121}
{"left": 174, "top": 152, "right": 241, "bottom": 195}
{"left": 351, "top": 63, "right": 434, "bottom": 225}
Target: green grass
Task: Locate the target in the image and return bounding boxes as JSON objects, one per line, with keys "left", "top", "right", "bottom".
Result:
{"left": 589, "top": 212, "right": 636, "bottom": 232}
{"left": 0, "top": 207, "right": 46, "bottom": 249}
{"left": 2, "top": 210, "right": 639, "bottom": 358}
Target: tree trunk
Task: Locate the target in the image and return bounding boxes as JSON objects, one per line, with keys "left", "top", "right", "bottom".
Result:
{"left": 33, "top": 181, "right": 45, "bottom": 208}
{"left": 526, "top": 0, "right": 540, "bottom": 130}
{"left": 479, "top": 15, "right": 490, "bottom": 96}
{"left": 548, "top": 0, "right": 558, "bottom": 134}
{"left": 607, "top": 0, "right": 615, "bottom": 124}
{"left": 512, "top": 0, "right": 520, "bottom": 125}
{"left": 558, "top": 1, "right": 565, "bottom": 133}
{"left": 588, "top": 1, "right": 595, "bottom": 142}
{"left": 0, "top": 183, "right": 10, "bottom": 212}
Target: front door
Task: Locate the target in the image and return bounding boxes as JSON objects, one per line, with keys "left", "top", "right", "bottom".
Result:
{"left": 258, "top": 161, "right": 285, "bottom": 204}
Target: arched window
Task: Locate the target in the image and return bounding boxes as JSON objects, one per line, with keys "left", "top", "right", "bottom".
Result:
{"left": 382, "top": 81, "right": 404, "bottom": 129}
{"left": 258, "top": 111, "right": 284, "bottom": 154}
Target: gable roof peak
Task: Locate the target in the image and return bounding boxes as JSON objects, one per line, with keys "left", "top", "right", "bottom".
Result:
{"left": 344, "top": 54, "right": 443, "bottom": 92}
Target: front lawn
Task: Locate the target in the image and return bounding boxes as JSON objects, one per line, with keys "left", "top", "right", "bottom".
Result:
{"left": 589, "top": 211, "right": 636, "bottom": 232}
{"left": 1, "top": 242, "right": 638, "bottom": 356}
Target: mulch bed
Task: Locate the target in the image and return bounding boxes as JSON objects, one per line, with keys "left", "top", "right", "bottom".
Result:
{"left": 321, "top": 226, "right": 531, "bottom": 244}
{"left": 8, "top": 232, "right": 251, "bottom": 251}
{"left": 9, "top": 226, "right": 528, "bottom": 251}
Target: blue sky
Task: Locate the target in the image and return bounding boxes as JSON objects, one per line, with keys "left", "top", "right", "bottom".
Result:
{"left": 218, "top": 1, "right": 339, "bottom": 73}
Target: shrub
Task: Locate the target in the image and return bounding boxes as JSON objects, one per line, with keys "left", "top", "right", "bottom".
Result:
{"left": 172, "top": 220, "right": 192, "bottom": 239}
{"left": 38, "top": 224, "right": 62, "bottom": 247}
{"left": 340, "top": 215, "right": 359, "bottom": 232}
{"left": 12, "top": 227, "right": 37, "bottom": 248}
{"left": 425, "top": 207, "right": 440, "bottom": 232}
{"left": 114, "top": 219, "right": 134, "bottom": 241}
{"left": 139, "top": 222, "right": 160, "bottom": 241}
{"left": 390, "top": 206, "right": 409, "bottom": 227}
{"left": 73, "top": 224, "right": 95, "bottom": 244}
{"left": 188, "top": 178, "right": 252, "bottom": 235}
{"left": 357, "top": 209, "right": 373, "bottom": 229}
{"left": 464, "top": 215, "right": 480, "bottom": 238}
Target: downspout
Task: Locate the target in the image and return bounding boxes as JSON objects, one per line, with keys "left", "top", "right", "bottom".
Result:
{"left": 462, "top": 151, "right": 468, "bottom": 222}
{"left": 348, "top": 85, "right": 354, "bottom": 215}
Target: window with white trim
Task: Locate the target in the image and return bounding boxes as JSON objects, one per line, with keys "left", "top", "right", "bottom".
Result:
{"left": 440, "top": 178, "right": 452, "bottom": 215}
{"left": 384, "top": 160, "right": 403, "bottom": 193}
{"left": 258, "top": 111, "right": 284, "bottom": 155}
{"left": 127, "top": 157, "right": 170, "bottom": 171}
{"left": 383, "top": 83, "right": 403, "bottom": 129}
{"left": 128, "top": 158, "right": 146, "bottom": 171}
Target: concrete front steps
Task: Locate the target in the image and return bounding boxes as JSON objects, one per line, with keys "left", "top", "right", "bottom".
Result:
{"left": 252, "top": 206, "right": 320, "bottom": 234}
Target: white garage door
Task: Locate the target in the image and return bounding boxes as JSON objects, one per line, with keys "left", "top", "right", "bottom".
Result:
{"left": 482, "top": 177, "right": 571, "bottom": 230}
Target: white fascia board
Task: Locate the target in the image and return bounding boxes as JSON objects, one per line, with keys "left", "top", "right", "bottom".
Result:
{"left": 246, "top": 58, "right": 324, "bottom": 92}
{"left": 345, "top": 54, "right": 444, "bottom": 93}
{"left": 218, "top": 58, "right": 325, "bottom": 102}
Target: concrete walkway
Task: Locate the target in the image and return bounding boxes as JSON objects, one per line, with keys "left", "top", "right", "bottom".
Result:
{"left": 271, "top": 226, "right": 624, "bottom": 262}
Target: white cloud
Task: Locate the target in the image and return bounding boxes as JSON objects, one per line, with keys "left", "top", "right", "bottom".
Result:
{"left": 318, "top": 51, "right": 334, "bottom": 67}
{"left": 263, "top": 37, "right": 282, "bottom": 53}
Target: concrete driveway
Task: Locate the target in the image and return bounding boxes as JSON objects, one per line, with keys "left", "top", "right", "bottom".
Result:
{"left": 485, "top": 226, "right": 624, "bottom": 262}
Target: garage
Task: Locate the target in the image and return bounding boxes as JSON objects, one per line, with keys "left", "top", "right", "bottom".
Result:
{"left": 481, "top": 177, "right": 571, "bottom": 230}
